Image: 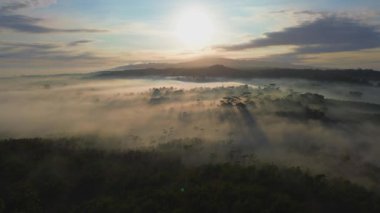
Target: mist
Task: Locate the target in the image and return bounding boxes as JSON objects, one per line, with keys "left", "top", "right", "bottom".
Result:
{"left": 1, "top": 75, "right": 380, "bottom": 188}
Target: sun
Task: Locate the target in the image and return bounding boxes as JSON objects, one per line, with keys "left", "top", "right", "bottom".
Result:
{"left": 175, "top": 7, "right": 215, "bottom": 48}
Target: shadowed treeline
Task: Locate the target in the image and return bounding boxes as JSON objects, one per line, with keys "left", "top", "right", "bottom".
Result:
{"left": 0, "top": 138, "right": 380, "bottom": 213}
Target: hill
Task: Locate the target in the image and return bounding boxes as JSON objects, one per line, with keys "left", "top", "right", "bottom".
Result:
{"left": 109, "top": 57, "right": 308, "bottom": 71}
{"left": 92, "top": 65, "right": 380, "bottom": 85}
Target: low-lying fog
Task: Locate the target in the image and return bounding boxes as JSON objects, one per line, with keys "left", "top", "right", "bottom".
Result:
{"left": 1, "top": 75, "right": 380, "bottom": 188}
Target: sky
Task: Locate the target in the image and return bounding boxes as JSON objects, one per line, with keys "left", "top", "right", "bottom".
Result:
{"left": 0, "top": 0, "right": 380, "bottom": 76}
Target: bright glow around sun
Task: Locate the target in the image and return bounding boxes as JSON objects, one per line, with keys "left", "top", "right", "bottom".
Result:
{"left": 175, "top": 7, "right": 215, "bottom": 49}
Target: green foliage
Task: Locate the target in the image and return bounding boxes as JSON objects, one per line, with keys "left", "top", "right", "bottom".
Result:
{"left": 0, "top": 138, "right": 379, "bottom": 213}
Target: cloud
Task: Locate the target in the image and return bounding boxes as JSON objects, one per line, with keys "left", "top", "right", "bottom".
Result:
{"left": 300, "top": 48, "right": 380, "bottom": 70}
{"left": 0, "top": 13, "right": 106, "bottom": 33}
{"left": 0, "top": 40, "right": 124, "bottom": 76}
{"left": 68, "top": 40, "right": 93, "bottom": 47}
{"left": 0, "top": 0, "right": 56, "bottom": 11}
{"left": 0, "top": 41, "right": 59, "bottom": 49}
{"left": 0, "top": 2, "right": 29, "bottom": 12}
{"left": 0, "top": 41, "right": 104, "bottom": 61}
{"left": 0, "top": 1, "right": 106, "bottom": 33}
{"left": 219, "top": 15, "right": 380, "bottom": 54}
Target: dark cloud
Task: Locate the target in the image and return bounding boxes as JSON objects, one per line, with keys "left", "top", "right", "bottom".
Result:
{"left": 0, "top": 2, "right": 29, "bottom": 12}
{"left": 0, "top": 41, "right": 104, "bottom": 61}
{"left": 219, "top": 16, "right": 380, "bottom": 54}
{"left": 0, "top": 14, "right": 106, "bottom": 33}
{"left": 293, "top": 10, "right": 324, "bottom": 16}
{"left": 0, "top": 0, "right": 56, "bottom": 11}
{"left": 68, "top": 40, "right": 93, "bottom": 47}
{"left": 0, "top": 41, "right": 59, "bottom": 49}
{"left": 0, "top": 1, "right": 106, "bottom": 34}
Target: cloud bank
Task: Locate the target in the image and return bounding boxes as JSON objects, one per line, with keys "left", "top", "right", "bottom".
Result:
{"left": 0, "top": 14, "right": 106, "bottom": 33}
{"left": 0, "top": 0, "right": 106, "bottom": 33}
{"left": 0, "top": 0, "right": 56, "bottom": 13}
{"left": 219, "top": 15, "right": 380, "bottom": 54}
{"left": 0, "top": 41, "right": 102, "bottom": 61}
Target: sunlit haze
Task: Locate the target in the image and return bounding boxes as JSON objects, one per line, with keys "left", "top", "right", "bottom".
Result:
{"left": 0, "top": 0, "right": 380, "bottom": 76}
{"left": 175, "top": 6, "right": 215, "bottom": 48}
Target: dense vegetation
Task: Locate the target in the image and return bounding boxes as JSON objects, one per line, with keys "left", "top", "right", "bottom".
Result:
{"left": 1, "top": 138, "right": 379, "bottom": 213}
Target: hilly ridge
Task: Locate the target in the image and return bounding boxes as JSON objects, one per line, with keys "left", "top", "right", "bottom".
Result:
{"left": 93, "top": 64, "right": 380, "bottom": 85}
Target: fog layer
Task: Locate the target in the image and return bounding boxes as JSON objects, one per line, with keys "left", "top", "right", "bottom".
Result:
{"left": 1, "top": 76, "right": 380, "bottom": 188}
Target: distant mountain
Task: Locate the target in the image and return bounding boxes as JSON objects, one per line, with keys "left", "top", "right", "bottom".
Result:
{"left": 96, "top": 65, "right": 239, "bottom": 79}
{"left": 180, "top": 57, "right": 312, "bottom": 69}
{"left": 109, "top": 57, "right": 308, "bottom": 71}
{"left": 92, "top": 64, "right": 380, "bottom": 86}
